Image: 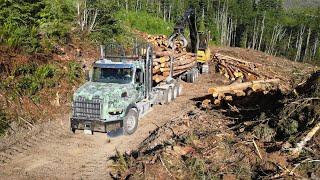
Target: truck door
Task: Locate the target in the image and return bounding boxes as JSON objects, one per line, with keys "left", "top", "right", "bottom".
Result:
{"left": 135, "top": 68, "right": 145, "bottom": 100}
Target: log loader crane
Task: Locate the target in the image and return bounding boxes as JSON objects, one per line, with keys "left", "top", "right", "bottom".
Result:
{"left": 168, "top": 7, "right": 211, "bottom": 73}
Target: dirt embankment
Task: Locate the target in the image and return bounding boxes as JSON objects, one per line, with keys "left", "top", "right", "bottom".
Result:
{"left": 0, "top": 38, "right": 99, "bottom": 136}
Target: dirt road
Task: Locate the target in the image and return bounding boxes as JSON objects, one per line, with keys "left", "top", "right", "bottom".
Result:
{"left": 0, "top": 72, "right": 217, "bottom": 179}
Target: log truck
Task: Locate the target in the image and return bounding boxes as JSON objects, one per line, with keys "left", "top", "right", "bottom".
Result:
{"left": 70, "top": 44, "right": 200, "bottom": 135}
{"left": 70, "top": 7, "right": 209, "bottom": 135}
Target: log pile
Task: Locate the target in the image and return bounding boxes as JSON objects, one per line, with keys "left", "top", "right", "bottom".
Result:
{"left": 208, "top": 79, "right": 280, "bottom": 105}
{"left": 208, "top": 53, "right": 281, "bottom": 105}
{"left": 146, "top": 35, "right": 197, "bottom": 83}
{"left": 214, "top": 53, "right": 264, "bottom": 82}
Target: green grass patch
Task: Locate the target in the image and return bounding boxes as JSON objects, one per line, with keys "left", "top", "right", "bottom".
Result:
{"left": 115, "top": 10, "right": 173, "bottom": 36}
{"left": 15, "top": 64, "right": 60, "bottom": 96}
{"left": 66, "top": 61, "right": 84, "bottom": 84}
{"left": 5, "top": 61, "right": 83, "bottom": 97}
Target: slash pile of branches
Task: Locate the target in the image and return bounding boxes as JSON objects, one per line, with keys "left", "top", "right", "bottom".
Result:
{"left": 214, "top": 71, "right": 320, "bottom": 178}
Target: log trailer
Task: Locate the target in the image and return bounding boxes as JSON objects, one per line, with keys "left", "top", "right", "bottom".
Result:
{"left": 70, "top": 44, "right": 200, "bottom": 135}
{"left": 168, "top": 7, "right": 211, "bottom": 73}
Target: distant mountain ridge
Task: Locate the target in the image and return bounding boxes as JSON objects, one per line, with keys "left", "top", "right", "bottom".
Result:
{"left": 284, "top": 0, "right": 320, "bottom": 9}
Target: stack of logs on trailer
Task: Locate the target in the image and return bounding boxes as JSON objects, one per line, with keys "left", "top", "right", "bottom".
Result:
{"left": 146, "top": 35, "right": 197, "bottom": 83}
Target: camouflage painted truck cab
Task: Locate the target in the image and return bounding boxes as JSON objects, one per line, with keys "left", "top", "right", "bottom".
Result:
{"left": 70, "top": 44, "right": 197, "bottom": 135}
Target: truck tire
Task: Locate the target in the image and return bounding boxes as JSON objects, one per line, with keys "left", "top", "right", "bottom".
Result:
{"left": 174, "top": 84, "right": 183, "bottom": 97}
{"left": 187, "top": 72, "right": 194, "bottom": 83}
{"left": 192, "top": 71, "right": 196, "bottom": 82}
{"left": 173, "top": 85, "right": 179, "bottom": 99}
{"left": 177, "top": 84, "right": 183, "bottom": 96}
{"left": 202, "top": 64, "right": 209, "bottom": 74}
{"left": 164, "top": 87, "right": 173, "bottom": 104}
{"left": 71, "top": 127, "right": 76, "bottom": 133}
{"left": 123, "top": 108, "right": 138, "bottom": 135}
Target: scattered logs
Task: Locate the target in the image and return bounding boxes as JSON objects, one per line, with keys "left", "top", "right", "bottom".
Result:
{"left": 208, "top": 79, "right": 280, "bottom": 105}
{"left": 214, "top": 53, "right": 263, "bottom": 82}
{"left": 206, "top": 53, "right": 282, "bottom": 105}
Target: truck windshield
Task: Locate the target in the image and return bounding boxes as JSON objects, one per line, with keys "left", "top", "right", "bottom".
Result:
{"left": 92, "top": 67, "right": 133, "bottom": 84}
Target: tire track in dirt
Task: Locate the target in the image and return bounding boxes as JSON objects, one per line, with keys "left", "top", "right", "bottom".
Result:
{"left": 0, "top": 122, "right": 66, "bottom": 165}
{"left": 0, "top": 72, "right": 218, "bottom": 179}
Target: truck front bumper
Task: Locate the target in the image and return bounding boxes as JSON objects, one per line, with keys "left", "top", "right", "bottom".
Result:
{"left": 70, "top": 118, "right": 122, "bottom": 133}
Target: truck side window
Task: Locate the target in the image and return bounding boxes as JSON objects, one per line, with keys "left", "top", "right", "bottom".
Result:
{"left": 135, "top": 69, "right": 143, "bottom": 84}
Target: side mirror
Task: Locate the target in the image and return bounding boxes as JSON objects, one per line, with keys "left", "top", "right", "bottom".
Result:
{"left": 135, "top": 70, "right": 144, "bottom": 84}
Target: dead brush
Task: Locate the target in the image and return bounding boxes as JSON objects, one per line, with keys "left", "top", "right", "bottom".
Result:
{"left": 277, "top": 98, "right": 320, "bottom": 140}
{"left": 184, "top": 157, "right": 207, "bottom": 179}
{"left": 0, "top": 110, "right": 9, "bottom": 136}
{"left": 109, "top": 149, "right": 135, "bottom": 179}
{"left": 111, "top": 149, "right": 129, "bottom": 173}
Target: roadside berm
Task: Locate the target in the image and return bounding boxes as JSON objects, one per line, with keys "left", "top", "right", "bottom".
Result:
{"left": 110, "top": 47, "right": 319, "bottom": 179}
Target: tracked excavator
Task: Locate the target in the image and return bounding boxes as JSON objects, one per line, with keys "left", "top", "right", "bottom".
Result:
{"left": 168, "top": 7, "right": 211, "bottom": 73}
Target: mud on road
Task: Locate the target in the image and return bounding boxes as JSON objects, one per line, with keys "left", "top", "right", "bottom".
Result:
{"left": 0, "top": 70, "right": 219, "bottom": 179}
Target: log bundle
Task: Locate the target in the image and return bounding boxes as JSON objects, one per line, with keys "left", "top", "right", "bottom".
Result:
{"left": 146, "top": 35, "right": 197, "bottom": 83}
{"left": 214, "top": 53, "right": 263, "bottom": 82}
{"left": 207, "top": 79, "right": 280, "bottom": 105}
{"left": 207, "top": 53, "right": 284, "bottom": 105}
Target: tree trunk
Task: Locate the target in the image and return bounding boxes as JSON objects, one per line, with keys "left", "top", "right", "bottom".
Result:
{"left": 287, "top": 30, "right": 292, "bottom": 51}
{"left": 163, "top": 3, "right": 166, "bottom": 21}
{"left": 168, "top": 5, "right": 172, "bottom": 22}
{"left": 267, "top": 24, "right": 285, "bottom": 55}
{"left": 295, "top": 26, "right": 305, "bottom": 62}
{"left": 303, "top": 27, "right": 311, "bottom": 62}
{"left": 233, "top": 20, "right": 237, "bottom": 47}
{"left": 89, "top": 9, "right": 98, "bottom": 32}
{"left": 258, "top": 11, "right": 266, "bottom": 51}
{"left": 125, "top": 0, "right": 128, "bottom": 11}
{"left": 135, "top": 0, "right": 139, "bottom": 12}
{"left": 252, "top": 18, "right": 257, "bottom": 50}
{"left": 228, "top": 18, "right": 233, "bottom": 46}
{"left": 77, "top": 2, "right": 81, "bottom": 26}
{"left": 313, "top": 34, "right": 318, "bottom": 60}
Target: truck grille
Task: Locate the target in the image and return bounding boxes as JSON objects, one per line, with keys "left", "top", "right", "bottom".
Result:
{"left": 73, "top": 97, "right": 102, "bottom": 119}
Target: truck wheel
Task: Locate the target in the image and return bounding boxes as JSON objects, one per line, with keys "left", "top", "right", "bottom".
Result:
{"left": 177, "top": 84, "right": 183, "bottom": 96}
{"left": 202, "top": 64, "right": 209, "bottom": 74}
{"left": 173, "top": 85, "right": 179, "bottom": 99}
{"left": 196, "top": 70, "right": 200, "bottom": 79}
{"left": 123, "top": 108, "right": 138, "bottom": 135}
{"left": 164, "top": 87, "right": 173, "bottom": 104}
{"left": 187, "top": 72, "right": 194, "bottom": 83}
{"left": 71, "top": 128, "right": 76, "bottom": 133}
{"left": 192, "top": 72, "right": 196, "bottom": 82}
